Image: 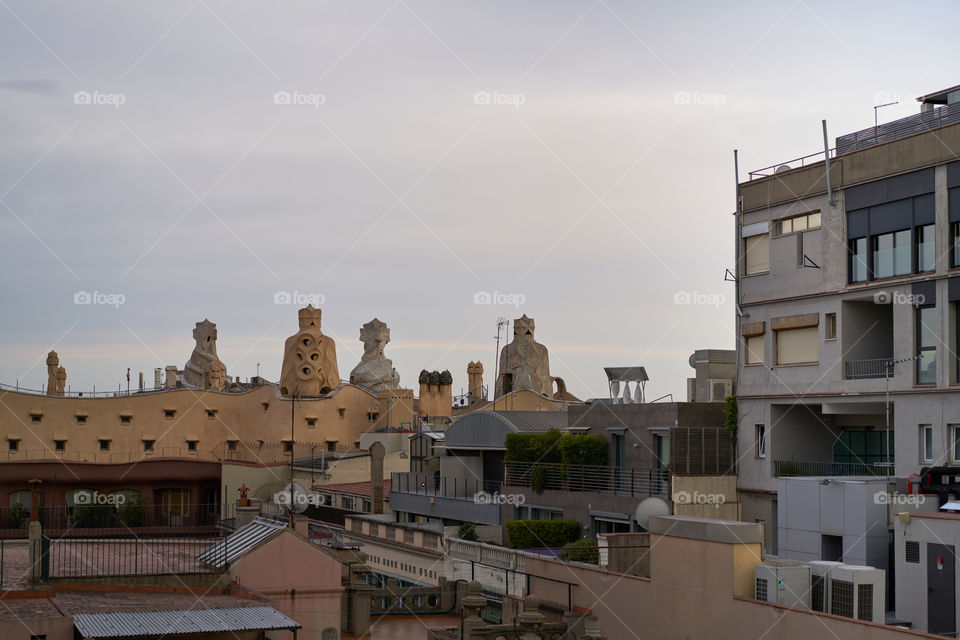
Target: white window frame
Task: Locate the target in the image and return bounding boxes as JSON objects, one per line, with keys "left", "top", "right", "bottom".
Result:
{"left": 952, "top": 425, "right": 960, "bottom": 464}
{"left": 745, "top": 335, "right": 764, "bottom": 365}
{"left": 920, "top": 425, "right": 934, "bottom": 464}
{"left": 756, "top": 424, "right": 767, "bottom": 459}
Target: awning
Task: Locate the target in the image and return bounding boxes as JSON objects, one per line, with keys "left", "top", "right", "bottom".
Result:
{"left": 73, "top": 605, "right": 300, "bottom": 638}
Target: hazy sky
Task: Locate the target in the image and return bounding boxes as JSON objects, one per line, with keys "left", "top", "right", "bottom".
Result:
{"left": 1, "top": 1, "right": 957, "bottom": 401}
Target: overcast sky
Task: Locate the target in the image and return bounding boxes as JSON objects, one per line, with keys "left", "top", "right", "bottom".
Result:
{"left": 0, "top": 1, "right": 957, "bottom": 401}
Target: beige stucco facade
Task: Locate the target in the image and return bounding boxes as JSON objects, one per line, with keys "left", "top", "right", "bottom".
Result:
{"left": 0, "top": 383, "right": 398, "bottom": 463}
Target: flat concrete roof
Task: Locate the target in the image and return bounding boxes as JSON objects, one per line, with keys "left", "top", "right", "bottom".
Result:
{"left": 648, "top": 515, "right": 764, "bottom": 545}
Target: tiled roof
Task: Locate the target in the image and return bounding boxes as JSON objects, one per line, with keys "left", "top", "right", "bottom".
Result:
{"left": 73, "top": 605, "right": 299, "bottom": 637}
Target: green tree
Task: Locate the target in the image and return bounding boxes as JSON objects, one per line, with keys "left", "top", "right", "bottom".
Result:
{"left": 457, "top": 522, "right": 479, "bottom": 541}
{"left": 559, "top": 537, "right": 599, "bottom": 564}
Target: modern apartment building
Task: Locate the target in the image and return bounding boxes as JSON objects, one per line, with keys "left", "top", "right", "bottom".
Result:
{"left": 736, "top": 84, "right": 960, "bottom": 552}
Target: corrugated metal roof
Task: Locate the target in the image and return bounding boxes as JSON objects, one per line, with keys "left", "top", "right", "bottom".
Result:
{"left": 74, "top": 605, "right": 299, "bottom": 638}
{"left": 446, "top": 411, "right": 565, "bottom": 449}
{"left": 196, "top": 517, "right": 286, "bottom": 568}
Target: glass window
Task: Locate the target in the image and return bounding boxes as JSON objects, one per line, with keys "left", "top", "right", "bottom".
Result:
{"left": 873, "top": 230, "right": 911, "bottom": 278}
{"left": 850, "top": 238, "right": 868, "bottom": 282}
{"left": 917, "top": 306, "right": 937, "bottom": 385}
{"left": 952, "top": 425, "right": 960, "bottom": 463}
{"left": 745, "top": 234, "right": 770, "bottom": 275}
{"left": 776, "top": 326, "right": 819, "bottom": 365}
{"left": 917, "top": 224, "right": 935, "bottom": 272}
{"left": 953, "top": 222, "right": 960, "bottom": 268}
{"left": 825, "top": 313, "right": 837, "bottom": 340}
{"left": 920, "top": 425, "right": 934, "bottom": 463}
{"left": 745, "top": 335, "right": 764, "bottom": 364}
{"left": 756, "top": 424, "right": 766, "bottom": 458}
{"left": 775, "top": 212, "right": 820, "bottom": 236}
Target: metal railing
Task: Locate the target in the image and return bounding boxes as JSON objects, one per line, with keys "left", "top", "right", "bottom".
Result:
{"left": 837, "top": 102, "right": 960, "bottom": 155}
{"left": 503, "top": 461, "right": 670, "bottom": 499}
{"left": 773, "top": 459, "right": 890, "bottom": 477}
{"left": 0, "top": 381, "right": 264, "bottom": 398}
{"left": 41, "top": 535, "right": 224, "bottom": 579}
{"left": 391, "top": 472, "right": 502, "bottom": 498}
{"left": 844, "top": 357, "right": 893, "bottom": 380}
{"left": 0, "top": 504, "right": 224, "bottom": 537}
{"left": 748, "top": 148, "right": 836, "bottom": 180}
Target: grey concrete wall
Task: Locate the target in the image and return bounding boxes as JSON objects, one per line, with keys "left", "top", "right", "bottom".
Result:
{"left": 737, "top": 490, "right": 777, "bottom": 554}
{"left": 777, "top": 477, "right": 888, "bottom": 570}
{"left": 439, "top": 454, "right": 483, "bottom": 494}
{"left": 895, "top": 513, "right": 960, "bottom": 633}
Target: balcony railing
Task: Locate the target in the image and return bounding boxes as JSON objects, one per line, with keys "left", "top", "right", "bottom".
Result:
{"left": 836, "top": 102, "right": 960, "bottom": 155}
{"left": 0, "top": 504, "right": 225, "bottom": 538}
{"left": 844, "top": 357, "right": 893, "bottom": 380}
{"left": 773, "top": 459, "right": 892, "bottom": 477}
{"left": 391, "top": 472, "right": 501, "bottom": 498}
{"left": 503, "top": 461, "right": 669, "bottom": 499}
{"left": 390, "top": 473, "right": 502, "bottom": 524}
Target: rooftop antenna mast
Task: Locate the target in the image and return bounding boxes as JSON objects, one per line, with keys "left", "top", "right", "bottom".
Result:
{"left": 492, "top": 317, "right": 508, "bottom": 405}
{"left": 874, "top": 101, "right": 898, "bottom": 130}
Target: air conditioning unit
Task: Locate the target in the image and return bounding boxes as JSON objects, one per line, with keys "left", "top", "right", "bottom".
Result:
{"left": 755, "top": 561, "right": 811, "bottom": 609}
{"left": 807, "top": 561, "right": 844, "bottom": 613}
{"left": 707, "top": 379, "right": 733, "bottom": 402}
{"left": 828, "top": 564, "right": 885, "bottom": 624}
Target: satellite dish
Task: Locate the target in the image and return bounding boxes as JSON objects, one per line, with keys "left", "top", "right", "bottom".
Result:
{"left": 775, "top": 164, "right": 792, "bottom": 174}
{"left": 276, "top": 481, "right": 309, "bottom": 513}
{"left": 634, "top": 496, "right": 670, "bottom": 530}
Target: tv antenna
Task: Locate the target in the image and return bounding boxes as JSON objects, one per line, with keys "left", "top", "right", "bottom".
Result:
{"left": 874, "top": 100, "right": 898, "bottom": 129}
{"left": 492, "top": 317, "right": 508, "bottom": 401}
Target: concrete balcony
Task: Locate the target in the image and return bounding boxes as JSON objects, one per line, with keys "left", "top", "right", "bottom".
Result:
{"left": 773, "top": 459, "right": 892, "bottom": 477}
{"left": 389, "top": 472, "right": 502, "bottom": 525}
{"left": 844, "top": 357, "right": 894, "bottom": 380}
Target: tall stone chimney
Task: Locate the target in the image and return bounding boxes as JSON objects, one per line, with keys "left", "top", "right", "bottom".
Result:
{"left": 370, "top": 441, "right": 385, "bottom": 514}
{"left": 467, "top": 361, "right": 484, "bottom": 403}
{"left": 46, "top": 351, "right": 59, "bottom": 396}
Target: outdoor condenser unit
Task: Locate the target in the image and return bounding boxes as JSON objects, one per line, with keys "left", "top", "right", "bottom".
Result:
{"left": 754, "top": 561, "right": 811, "bottom": 609}
{"left": 828, "top": 564, "right": 885, "bottom": 624}
{"left": 807, "top": 561, "right": 844, "bottom": 613}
